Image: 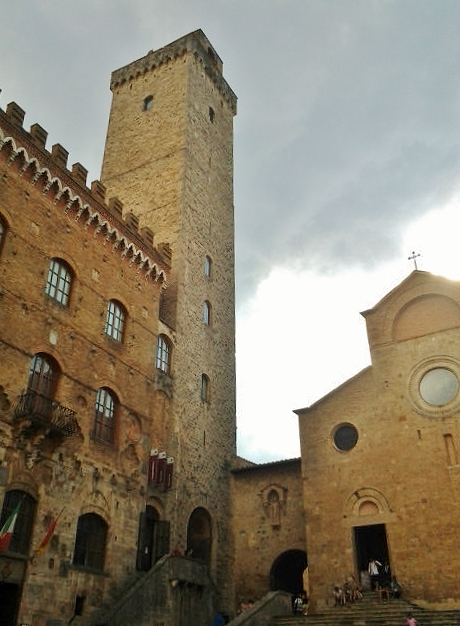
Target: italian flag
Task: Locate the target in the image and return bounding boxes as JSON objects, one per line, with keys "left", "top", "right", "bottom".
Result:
{"left": 0, "top": 501, "right": 21, "bottom": 553}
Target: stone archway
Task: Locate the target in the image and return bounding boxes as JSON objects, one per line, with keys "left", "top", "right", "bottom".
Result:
{"left": 186, "top": 507, "right": 212, "bottom": 566}
{"left": 270, "top": 549, "right": 307, "bottom": 595}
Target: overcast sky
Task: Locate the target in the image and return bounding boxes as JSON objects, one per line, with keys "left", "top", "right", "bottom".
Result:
{"left": 2, "top": 1, "right": 460, "bottom": 462}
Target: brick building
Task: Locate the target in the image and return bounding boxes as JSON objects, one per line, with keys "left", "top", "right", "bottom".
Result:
{"left": 296, "top": 270, "right": 460, "bottom": 612}
{"left": 0, "top": 30, "right": 237, "bottom": 626}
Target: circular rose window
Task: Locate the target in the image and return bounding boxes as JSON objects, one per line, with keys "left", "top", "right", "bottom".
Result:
{"left": 333, "top": 424, "right": 358, "bottom": 451}
{"left": 419, "top": 368, "right": 459, "bottom": 406}
{"left": 408, "top": 358, "right": 460, "bottom": 417}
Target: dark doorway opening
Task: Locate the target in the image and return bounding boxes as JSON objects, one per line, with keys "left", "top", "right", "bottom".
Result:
{"left": 0, "top": 582, "right": 21, "bottom": 626}
{"left": 136, "top": 505, "right": 170, "bottom": 571}
{"left": 270, "top": 549, "right": 307, "bottom": 595}
{"left": 354, "top": 523, "right": 389, "bottom": 588}
{"left": 187, "top": 507, "right": 212, "bottom": 566}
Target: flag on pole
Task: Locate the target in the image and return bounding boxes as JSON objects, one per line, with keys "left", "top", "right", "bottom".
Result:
{"left": 35, "top": 508, "right": 64, "bottom": 555}
{"left": 0, "top": 500, "right": 22, "bottom": 553}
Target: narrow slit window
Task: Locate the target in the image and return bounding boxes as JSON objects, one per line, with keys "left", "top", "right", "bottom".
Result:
{"left": 143, "top": 95, "right": 153, "bottom": 111}
{"left": 205, "top": 255, "right": 212, "bottom": 277}
{"left": 201, "top": 374, "right": 210, "bottom": 402}
{"left": 204, "top": 301, "right": 211, "bottom": 326}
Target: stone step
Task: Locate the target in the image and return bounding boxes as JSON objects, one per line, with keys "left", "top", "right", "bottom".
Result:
{"left": 274, "top": 592, "right": 460, "bottom": 626}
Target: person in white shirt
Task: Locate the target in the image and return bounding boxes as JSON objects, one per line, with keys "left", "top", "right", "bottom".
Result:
{"left": 368, "top": 558, "right": 382, "bottom": 590}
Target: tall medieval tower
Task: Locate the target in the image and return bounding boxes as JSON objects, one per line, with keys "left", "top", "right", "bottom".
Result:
{"left": 100, "top": 30, "right": 237, "bottom": 602}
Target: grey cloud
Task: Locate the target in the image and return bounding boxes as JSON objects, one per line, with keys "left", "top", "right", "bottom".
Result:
{"left": 2, "top": 0, "right": 460, "bottom": 309}
{"left": 232, "top": 1, "right": 460, "bottom": 302}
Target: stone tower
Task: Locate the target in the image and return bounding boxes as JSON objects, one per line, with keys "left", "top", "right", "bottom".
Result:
{"left": 100, "top": 30, "right": 237, "bottom": 604}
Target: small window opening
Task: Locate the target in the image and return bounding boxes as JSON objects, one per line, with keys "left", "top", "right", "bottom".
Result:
{"left": 143, "top": 95, "right": 153, "bottom": 111}
{"left": 205, "top": 256, "right": 212, "bottom": 277}
{"left": 209, "top": 107, "right": 215, "bottom": 123}
{"left": 201, "top": 374, "right": 210, "bottom": 402}
{"left": 204, "top": 301, "right": 211, "bottom": 325}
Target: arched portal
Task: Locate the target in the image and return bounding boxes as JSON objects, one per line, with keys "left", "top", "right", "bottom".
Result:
{"left": 136, "top": 504, "right": 170, "bottom": 571}
{"left": 186, "top": 507, "right": 212, "bottom": 566}
{"left": 270, "top": 549, "right": 307, "bottom": 595}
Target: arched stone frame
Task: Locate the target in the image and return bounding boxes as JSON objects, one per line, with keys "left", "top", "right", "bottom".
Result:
{"left": 261, "top": 484, "right": 286, "bottom": 527}
{"left": 344, "top": 487, "right": 393, "bottom": 520}
{"left": 392, "top": 293, "right": 460, "bottom": 343}
{"left": 186, "top": 506, "right": 213, "bottom": 567}
{"left": 7, "top": 471, "right": 40, "bottom": 502}
{"left": 80, "top": 489, "right": 111, "bottom": 525}
{"left": 375, "top": 280, "right": 460, "bottom": 346}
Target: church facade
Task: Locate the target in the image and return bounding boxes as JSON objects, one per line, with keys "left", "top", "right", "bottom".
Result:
{"left": 296, "top": 270, "right": 460, "bottom": 612}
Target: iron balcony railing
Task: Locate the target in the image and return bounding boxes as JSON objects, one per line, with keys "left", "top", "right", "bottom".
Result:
{"left": 14, "top": 390, "right": 78, "bottom": 437}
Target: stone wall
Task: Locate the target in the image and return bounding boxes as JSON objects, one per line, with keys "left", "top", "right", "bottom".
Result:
{"left": 231, "top": 459, "right": 305, "bottom": 608}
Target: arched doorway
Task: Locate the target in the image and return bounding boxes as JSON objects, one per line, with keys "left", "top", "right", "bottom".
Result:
{"left": 270, "top": 549, "right": 307, "bottom": 595}
{"left": 186, "top": 507, "right": 212, "bottom": 566}
{"left": 136, "top": 505, "right": 170, "bottom": 571}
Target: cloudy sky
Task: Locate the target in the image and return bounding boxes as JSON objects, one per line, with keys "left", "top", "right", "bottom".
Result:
{"left": 2, "top": 1, "right": 460, "bottom": 462}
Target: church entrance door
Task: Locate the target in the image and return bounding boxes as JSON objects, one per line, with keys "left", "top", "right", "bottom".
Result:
{"left": 353, "top": 523, "right": 390, "bottom": 589}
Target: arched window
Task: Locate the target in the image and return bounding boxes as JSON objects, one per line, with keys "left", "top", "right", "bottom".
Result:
{"left": 105, "top": 300, "right": 126, "bottom": 342}
{"left": 204, "top": 255, "right": 212, "bottom": 277}
{"left": 27, "top": 353, "right": 58, "bottom": 398}
{"left": 156, "top": 334, "right": 171, "bottom": 373}
{"left": 73, "top": 512, "right": 108, "bottom": 571}
{"left": 201, "top": 374, "right": 210, "bottom": 402}
{"left": 204, "top": 301, "right": 211, "bottom": 325}
{"left": 92, "top": 388, "right": 116, "bottom": 444}
{"left": 25, "top": 353, "right": 59, "bottom": 420}
{"left": 45, "top": 258, "right": 73, "bottom": 306}
{"left": 0, "top": 490, "right": 36, "bottom": 555}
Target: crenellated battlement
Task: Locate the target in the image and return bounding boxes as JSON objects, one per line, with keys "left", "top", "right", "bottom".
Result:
{"left": 110, "top": 29, "right": 237, "bottom": 114}
{"left": 0, "top": 103, "right": 171, "bottom": 281}
{"left": 3, "top": 101, "right": 89, "bottom": 189}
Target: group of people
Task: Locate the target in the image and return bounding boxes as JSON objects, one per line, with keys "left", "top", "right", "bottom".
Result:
{"left": 368, "top": 558, "right": 402, "bottom": 598}
{"left": 292, "top": 591, "right": 308, "bottom": 615}
{"left": 333, "top": 575, "right": 363, "bottom": 606}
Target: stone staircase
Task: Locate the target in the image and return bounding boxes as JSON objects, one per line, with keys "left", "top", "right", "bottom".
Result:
{"left": 274, "top": 591, "right": 460, "bottom": 625}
